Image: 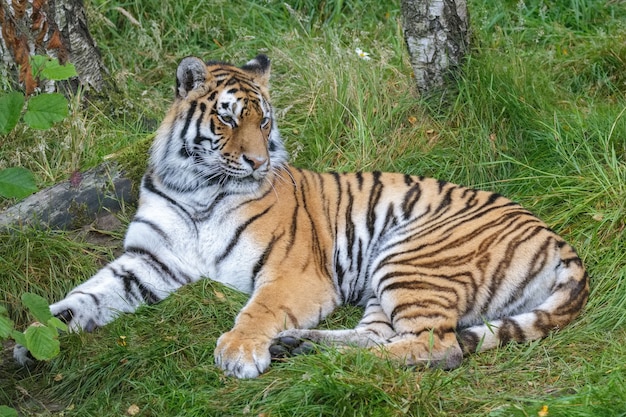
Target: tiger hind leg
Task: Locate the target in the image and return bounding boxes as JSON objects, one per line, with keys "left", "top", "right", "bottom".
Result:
{"left": 270, "top": 291, "right": 463, "bottom": 370}
{"left": 371, "top": 272, "right": 464, "bottom": 370}
{"left": 459, "top": 251, "right": 589, "bottom": 354}
{"left": 377, "top": 329, "right": 463, "bottom": 370}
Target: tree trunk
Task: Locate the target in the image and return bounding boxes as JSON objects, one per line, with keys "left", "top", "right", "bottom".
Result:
{"left": 0, "top": 0, "right": 108, "bottom": 94}
{"left": 401, "top": 0, "right": 469, "bottom": 96}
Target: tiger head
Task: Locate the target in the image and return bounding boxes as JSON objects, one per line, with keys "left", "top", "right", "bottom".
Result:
{"left": 151, "top": 55, "right": 288, "bottom": 193}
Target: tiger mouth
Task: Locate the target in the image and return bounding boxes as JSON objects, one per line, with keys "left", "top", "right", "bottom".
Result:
{"left": 203, "top": 172, "right": 264, "bottom": 187}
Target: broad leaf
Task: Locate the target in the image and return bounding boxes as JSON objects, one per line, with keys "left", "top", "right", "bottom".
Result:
{"left": 43, "top": 60, "right": 78, "bottom": 80}
{"left": 0, "top": 92, "right": 24, "bottom": 134}
{"left": 0, "top": 167, "right": 38, "bottom": 199}
{"left": 48, "top": 316, "right": 68, "bottom": 332}
{"left": 0, "top": 313, "right": 13, "bottom": 339}
{"left": 22, "top": 292, "right": 53, "bottom": 323}
{"left": 24, "top": 324, "right": 60, "bottom": 361}
{"left": 11, "top": 329, "right": 26, "bottom": 347}
{"left": 31, "top": 56, "right": 77, "bottom": 81}
{"left": 23, "top": 93, "right": 68, "bottom": 129}
{"left": 30, "top": 55, "right": 48, "bottom": 78}
{"left": 0, "top": 405, "right": 18, "bottom": 417}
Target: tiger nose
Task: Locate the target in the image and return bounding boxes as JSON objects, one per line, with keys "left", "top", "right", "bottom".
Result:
{"left": 242, "top": 154, "right": 267, "bottom": 170}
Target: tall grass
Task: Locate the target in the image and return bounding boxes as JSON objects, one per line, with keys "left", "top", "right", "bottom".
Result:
{"left": 1, "top": 0, "right": 625, "bottom": 415}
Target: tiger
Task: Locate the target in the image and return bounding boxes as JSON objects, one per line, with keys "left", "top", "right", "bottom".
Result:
{"left": 14, "top": 54, "right": 588, "bottom": 379}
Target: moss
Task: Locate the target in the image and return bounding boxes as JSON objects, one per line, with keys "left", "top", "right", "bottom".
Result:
{"left": 115, "top": 134, "right": 154, "bottom": 189}
{"left": 67, "top": 200, "right": 92, "bottom": 229}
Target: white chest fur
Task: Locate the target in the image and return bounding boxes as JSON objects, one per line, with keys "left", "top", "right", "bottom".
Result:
{"left": 127, "top": 187, "right": 262, "bottom": 295}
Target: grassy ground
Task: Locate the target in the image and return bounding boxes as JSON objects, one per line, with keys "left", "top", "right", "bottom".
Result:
{"left": 1, "top": 0, "right": 626, "bottom": 415}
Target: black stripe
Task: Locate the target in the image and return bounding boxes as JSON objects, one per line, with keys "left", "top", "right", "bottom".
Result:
{"left": 497, "top": 318, "right": 525, "bottom": 343}
{"left": 252, "top": 232, "right": 283, "bottom": 280}
{"left": 180, "top": 101, "right": 198, "bottom": 142}
{"left": 484, "top": 223, "right": 551, "bottom": 308}
{"left": 299, "top": 173, "right": 327, "bottom": 273}
{"left": 356, "top": 171, "right": 364, "bottom": 190}
{"left": 458, "top": 330, "right": 480, "bottom": 353}
{"left": 125, "top": 245, "right": 189, "bottom": 285}
{"left": 69, "top": 290, "right": 100, "bottom": 306}
{"left": 132, "top": 217, "right": 170, "bottom": 242}
{"left": 358, "top": 319, "right": 393, "bottom": 328}
{"left": 111, "top": 266, "right": 161, "bottom": 305}
{"left": 390, "top": 302, "right": 448, "bottom": 324}
{"left": 433, "top": 186, "right": 454, "bottom": 214}
{"left": 344, "top": 181, "right": 356, "bottom": 256}
{"left": 141, "top": 172, "right": 198, "bottom": 235}
{"left": 215, "top": 205, "right": 273, "bottom": 264}
{"left": 401, "top": 182, "right": 422, "bottom": 220}
{"left": 195, "top": 102, "right": 208, "bottom": 136}
{"left": 366, "top": 172, "right": 383, "bottom": 237}
{"left": 381, "top": 280, "right": 458, "bottom": 305}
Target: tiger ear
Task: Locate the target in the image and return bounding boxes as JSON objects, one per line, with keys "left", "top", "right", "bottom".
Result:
{"left": 241, "top": 54, "right": 271, "bottom": 87}
{"left": 176, "top": 57, "right": 208, "bottom": 98}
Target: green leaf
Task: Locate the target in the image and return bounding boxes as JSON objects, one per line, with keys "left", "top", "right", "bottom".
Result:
{"left": 23, "top": 93, "right": 68, "bottom": 130}
{"left": 30, "top": 55, "right": 48, "bottom": 78}
{"left": 0, "top": 92, "right": 25, "bottom": 134}
{"left": 0, "top": 167, "right": 38, "bottom": 199}
{"left": 24, "top": 324, "right": 60, "bottom": 361}
{"left": 31, "top": 56, "right": 77, "bottom": 81}
{"left": 21, "top": 293, "right": 53, "bottom": 323}
{"left": 0, "top": 314, "right": 14, "bottom": 339}
{"left": 48, "top": 316, "right": 68, "bottom": 332}
{"left": 0, "top": 405, "right": 19, "bottom": 417}
{"left": 43, "top": 60, "right": 78, "bottom": 80}
{"left": 11, "top": 330, "right": 26, "bottom": 346}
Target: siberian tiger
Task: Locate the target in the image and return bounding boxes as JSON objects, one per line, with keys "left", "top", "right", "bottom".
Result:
{"left": 15, "top": 55, "right": 588, "bottom": 379}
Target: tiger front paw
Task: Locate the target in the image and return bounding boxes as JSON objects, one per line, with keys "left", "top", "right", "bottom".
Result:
{"left": 49, "top": 294, "right": 111, "bottom": 333}
{"left": 13, "top": 343, "right": 35, "bottom": 367}
{"left": 214, "top": 330, "right": 272, "bottom": 379}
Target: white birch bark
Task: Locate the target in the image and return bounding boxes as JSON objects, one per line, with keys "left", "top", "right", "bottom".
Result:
{"left": 0, "top": 0, "right": 108, "bottom": 93}
{"left": 401, "top": 0, "right": 469, "bottom": 95}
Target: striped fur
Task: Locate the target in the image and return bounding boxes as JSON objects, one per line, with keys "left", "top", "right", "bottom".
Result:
{"left": 14, "top": 55, "right": 588, "bottom": 378}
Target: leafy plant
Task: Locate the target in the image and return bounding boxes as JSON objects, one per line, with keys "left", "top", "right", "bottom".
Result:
{"left": 0, "top": 167, "right": 38, "bottom": 199}
{"left": 0, "top": 293, "right": 67, "bottom": 361}
{"left": 0, "top": 405, "right": 18, "bottom": 417}
{"left": 0, "top": 294, "right": 65, "bottom": 417}
{"left": 0, "top": 56, "right": 75, "bottom": 134}
{"left": 0, "top": 56, "right": 77, "bottom": 200}
{"left": 0, "top": 91, "right": 23, "bottom": 135}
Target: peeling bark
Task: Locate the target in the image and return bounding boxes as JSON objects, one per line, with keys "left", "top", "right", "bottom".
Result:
{"left": 0, "top": 0, "right": 109, "bottom": 93}
{"left": 401, "top": 0, "right": 469, "bottom": 95}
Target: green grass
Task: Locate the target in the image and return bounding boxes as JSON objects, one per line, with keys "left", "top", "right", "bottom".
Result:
{"left": 2, "top": 0, "right": 626, "bottom": 415}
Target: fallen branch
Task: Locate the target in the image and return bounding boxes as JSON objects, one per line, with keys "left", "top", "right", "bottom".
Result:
{"left": 0, "top": 162, "right": 135, "bottom": 230}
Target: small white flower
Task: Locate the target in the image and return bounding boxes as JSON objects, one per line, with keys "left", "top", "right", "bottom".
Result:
{"left": 355, "top": 47, "right": 371, "bottom": 61}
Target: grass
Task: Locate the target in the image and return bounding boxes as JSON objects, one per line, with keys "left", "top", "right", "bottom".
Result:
{"left": 1, "top": 0, "right": 626, "bottom": 415}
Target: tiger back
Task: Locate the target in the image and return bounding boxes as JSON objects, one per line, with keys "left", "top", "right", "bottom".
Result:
{"left": 14, "top": 55, "right": 588, "bottom": 379}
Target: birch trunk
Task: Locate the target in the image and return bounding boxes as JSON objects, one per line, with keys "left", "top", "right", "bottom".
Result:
{"left": 401, "top": 0, "right": 469, "bottom": 95}
{"left": 0, "top": 0, "right": 108, "bottom": 94}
